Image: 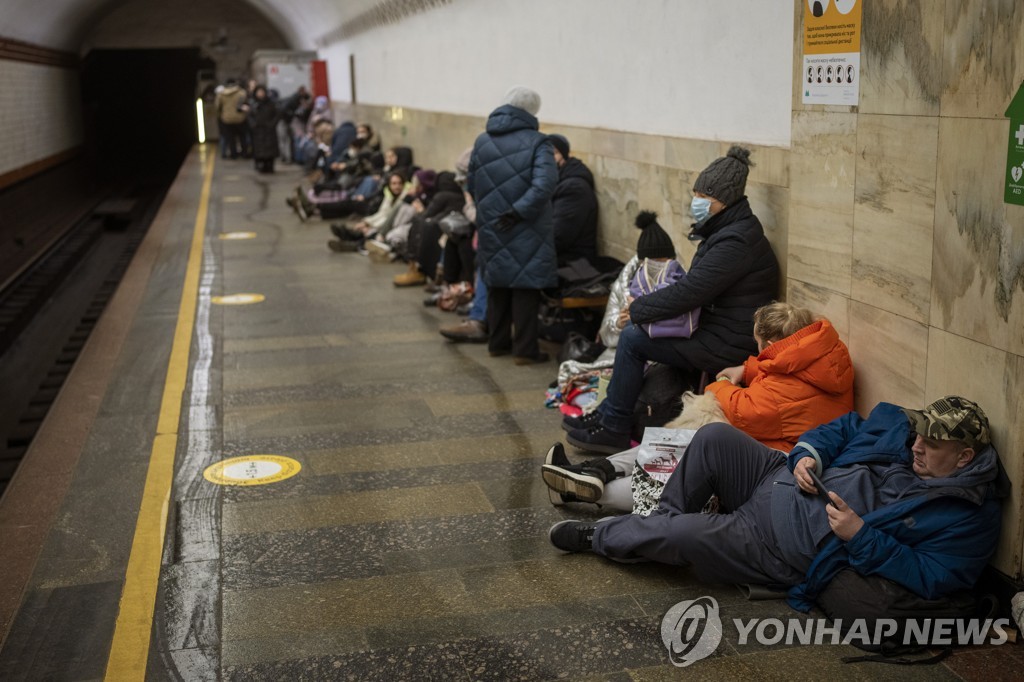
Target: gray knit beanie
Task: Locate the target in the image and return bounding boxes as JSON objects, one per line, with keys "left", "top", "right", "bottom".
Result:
{"left": 502, "top": 86, "right": 541, "bottom": 116}
{"left": 693, "top": 145, "right": 754, "bottom": 206}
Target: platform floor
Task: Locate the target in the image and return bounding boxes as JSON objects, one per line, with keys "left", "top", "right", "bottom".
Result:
{"left": 0, "top": 148, "right": 1020, "bottom": 681}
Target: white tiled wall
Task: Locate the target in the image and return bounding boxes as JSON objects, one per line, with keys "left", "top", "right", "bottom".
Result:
{"left": 0, "top": 60, "right": 82, "bottom": 176}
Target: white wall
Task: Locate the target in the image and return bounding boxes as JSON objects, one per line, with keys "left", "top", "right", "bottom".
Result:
{"left": 321, "top": 0, "right": 794, "bottom": 147}
{"left": 0, "top": 60, "right": 82, "bottom": 175}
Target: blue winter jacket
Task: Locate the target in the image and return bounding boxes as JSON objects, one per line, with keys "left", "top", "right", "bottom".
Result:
{"left": 468, "top": 105, "right": 558, "bottom": 289}
{"left": 784, "top": 403, "right": 1008, "bottom": 612}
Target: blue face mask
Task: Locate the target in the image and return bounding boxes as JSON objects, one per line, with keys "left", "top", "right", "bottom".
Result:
{"left": 690, "top": 196, "right": 712, "bottom": 223}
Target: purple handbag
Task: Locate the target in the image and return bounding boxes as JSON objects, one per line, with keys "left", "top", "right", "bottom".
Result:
{"left": 629, "top": 259, "right": 700, "bottom": 338}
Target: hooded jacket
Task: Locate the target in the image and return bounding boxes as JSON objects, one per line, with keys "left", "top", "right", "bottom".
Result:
{"left": 552, "top": 157, "right": 598, "bottom": 265}
{"left": 387, "top": 147, "right": 415, "bottom": 177}
{"left": 423, "top": 171, "right": 466, "bottom": 221}
{"left": 783, "top": 403, "right": 1008, "bottom": 611}
{"left": 705, "top": 319, "right": 854, "bottom": 451}
{"left": 215, "top": 85, "right": 248, "bottom": 125}
{"left": 468, "top": 105, "right": 558, "bottom": 289}
{"left": 629, "top": 198, "right": 779, "bottom": 370}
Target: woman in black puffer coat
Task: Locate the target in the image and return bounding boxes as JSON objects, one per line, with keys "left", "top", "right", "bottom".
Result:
{"left": 565, "top": 146, "right": 780, "bottom": 454}
{"left": 248, "top": 85, "right": 279, "bottom": 173}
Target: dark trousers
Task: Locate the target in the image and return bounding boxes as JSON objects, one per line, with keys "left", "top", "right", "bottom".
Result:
{"left": 442, "top": 235, "right": 475, "bottom": 284}
{"left": 417, "top": 220, "right": 444, "bottom": 278}
{"left": 592, "top": 423, "right": 803, "bottom": 586}
{"left": 220, "top": 122, "right": 245, "bottom": 159}
{"left": 597, "top": 324, "right": 725, "bottom": 434}
{"left": 254, "top": 157, "right": 275, "bottom": 173}
{"left": 319, "top": 199, "right": 369, "bottom": 220}
{"left": 487, "top": 287, "right": 541, "bottom": 358}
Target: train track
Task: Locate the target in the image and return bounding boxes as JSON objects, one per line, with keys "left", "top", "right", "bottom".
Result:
{"left": 0, "top": 183, "right": 170, "bottom": 495}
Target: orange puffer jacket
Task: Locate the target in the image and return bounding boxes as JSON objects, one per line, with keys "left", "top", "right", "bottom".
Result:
{"left": 704, "top": 319, "right": 854, "bottom": 452}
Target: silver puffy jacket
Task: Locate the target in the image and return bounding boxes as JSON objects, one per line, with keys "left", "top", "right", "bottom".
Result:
{"left": 556, "top": 255, "right": 641, "bottom": 389}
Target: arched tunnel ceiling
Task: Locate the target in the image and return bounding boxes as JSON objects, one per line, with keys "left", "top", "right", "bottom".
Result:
{"left": 0, "top": 0, "right": 381, "bottom": 52}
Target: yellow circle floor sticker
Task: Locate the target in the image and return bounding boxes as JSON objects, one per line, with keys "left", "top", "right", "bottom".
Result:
{"left": 204, "top": 455, "right": 301, "bottom": 486}
{"left": 211, "top": 293, "right": 265, "bottom": 305}
{"left": 219, "top": 231, "right": 257, "bottom": 240}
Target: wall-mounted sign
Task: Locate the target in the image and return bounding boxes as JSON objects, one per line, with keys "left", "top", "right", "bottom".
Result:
{"left": 1005, "top": 81, "right": 1024, "bottom": 206}
{"left": 802, "top": 0, "right": 862, "bottom": 106}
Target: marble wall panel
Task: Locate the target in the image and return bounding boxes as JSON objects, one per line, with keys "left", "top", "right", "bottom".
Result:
{"left": 851, "top": 114, "right": 938, "bottom": 323}
{"left": 636, "top": 163, "right": 693, "bottom": 259}
{"left": 787, "top": 280, "right": 851, "bottom": 341}
{"left": 589, "top": 128, "right": 626, "bottom": 160}
{"left": 859, "top": 0, "right": 945, "bottom": 116}
{"left": 847, "top": 301, "right": 928, "bottom": 415}
{"left": 926, "top": 329, "right": 1024, "bottom": 577}
{"left": 746, "top": 182, "right": 790, "bottom": 293}
{"left": 787, "top": 111, "right": 857, "bottom": 296}
{"left": 663, "top": 137, "right": 723, "bottom": 174}
{"left": 592, "top": 156, "right": 640, "bottom": 263}
{"left": 941, "top": 0, "right": 1024, "bottom": 119}
{"left": 932, "top": 117, "right": 1024, "bottom": 356}
{"left": 622, "top": 131, "right": 666, "bottom": 168}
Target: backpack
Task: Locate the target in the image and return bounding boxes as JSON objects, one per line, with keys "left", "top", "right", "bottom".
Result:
{"left": 816, "top": 568, "right": 995, "bottom": 664}
{"left": 630, "top": 363, "right": 698, "bottom": 441}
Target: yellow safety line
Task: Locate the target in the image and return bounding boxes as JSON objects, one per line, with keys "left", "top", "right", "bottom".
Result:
{"left": 105, "top": 150, "right": 215, "bottom": 679}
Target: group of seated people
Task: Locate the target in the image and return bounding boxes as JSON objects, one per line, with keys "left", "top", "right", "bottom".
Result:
{"left": 292, "top": 90, "right": 601, "bottom": 362}
{"left": 286, "top": 86, "right": 1010, "bottom": 627}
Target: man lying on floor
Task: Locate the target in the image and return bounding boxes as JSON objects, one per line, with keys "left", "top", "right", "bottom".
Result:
{"left": 549, "top": 396, "right": 1008, "bottom": 611}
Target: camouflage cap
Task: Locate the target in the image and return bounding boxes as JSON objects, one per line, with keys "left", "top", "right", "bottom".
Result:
{"left": 902, "top": 396, "right": 991, "bottom": 450}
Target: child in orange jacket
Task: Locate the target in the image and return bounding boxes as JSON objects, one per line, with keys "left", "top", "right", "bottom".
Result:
{"left": 705, "top": 302, "right": 855, "bottom": 452}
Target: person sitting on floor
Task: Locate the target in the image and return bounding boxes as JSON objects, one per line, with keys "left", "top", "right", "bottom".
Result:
{"left": 394, "top": 170, "right": 467, "bottom": 287}
{"left": 541, "top": 301, "right": 855, "bottom": 509}
{"left": 357, "top": 122, "right": 382, "bottom": 152}
{"left": 327, "top": 170, "right": 410, "bottom": 253}
{"left": 549, "top": 396, "right": 1008, "bottom": 612}
{"left": 364, "top": 169, "right": 436, "bottom": 262}
{"left": 564, "top": 145, "right": 779, "bottom": 453}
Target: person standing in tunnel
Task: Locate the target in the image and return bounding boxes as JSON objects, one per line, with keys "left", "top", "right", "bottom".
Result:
{"left": 245, "top": 85, "right": 279, "bottom": 173}
{"left": 215, "top": 78, "right": 248, "bottom": 160}
{"left": 468, "top": 86, "right": 559, "bottom": 365}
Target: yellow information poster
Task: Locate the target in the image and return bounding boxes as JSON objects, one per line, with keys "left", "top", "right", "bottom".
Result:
{"left": 802, "top": 0, "right": 862, "bottom": 106}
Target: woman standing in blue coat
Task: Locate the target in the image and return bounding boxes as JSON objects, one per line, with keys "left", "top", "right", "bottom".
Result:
{"left": 467, "top": 86, "right": 559, "bottom": 365}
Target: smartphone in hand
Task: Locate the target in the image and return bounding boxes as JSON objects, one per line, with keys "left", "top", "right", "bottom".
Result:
{"left": 806, "top": 469, "right": 833, "bottom": 505}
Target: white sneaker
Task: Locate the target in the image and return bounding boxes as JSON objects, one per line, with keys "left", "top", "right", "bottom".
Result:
{"left": 365, "top": 239, "right": 392, "bottom": 263}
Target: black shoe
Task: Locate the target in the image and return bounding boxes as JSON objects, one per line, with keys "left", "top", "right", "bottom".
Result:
{"left": 566, "top": 424, "right": 631, "bottom": 455}
{"left": 548, "top": 520, "right": 597, "bottom": 553}
{"left": 331, "top": 224, "right": 362, "bottom": 241}
{"left": 328, "top": 239, "right": 358, "bottom": 252}
{"left": 541, "top": 465, "right": 605, "bottom": 504}
{"left": 544, "top": 442, "right": 571, "bottom": 467}
{"left": 562, "top": 410, "right": 602, "bottom": 433}
{"left": 543, "top": 442, "right": 572, "bottom": 506}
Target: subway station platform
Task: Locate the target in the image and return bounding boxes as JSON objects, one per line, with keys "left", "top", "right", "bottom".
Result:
{"left": 0, "top": 148, "right": 1019, "bottom": 681}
